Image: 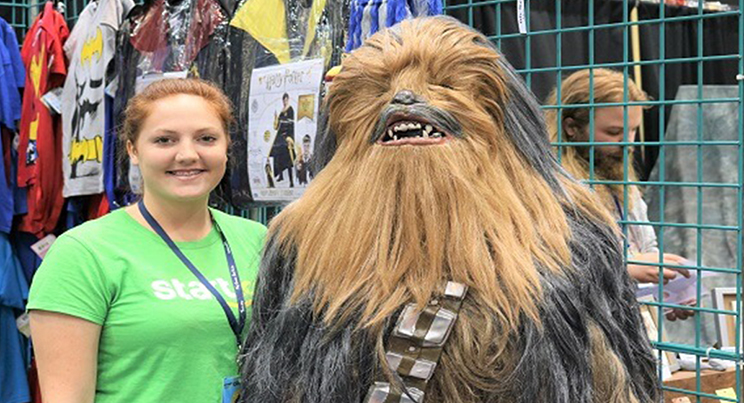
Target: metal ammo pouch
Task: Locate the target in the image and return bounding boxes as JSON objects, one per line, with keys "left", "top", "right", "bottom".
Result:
{"left": 364, "top": 281, "right": 468, "bottom": 403}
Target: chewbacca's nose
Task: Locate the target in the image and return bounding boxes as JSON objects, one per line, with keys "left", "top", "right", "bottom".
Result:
{"left": 392, "top": 90, "right": 423, "bottom": 105}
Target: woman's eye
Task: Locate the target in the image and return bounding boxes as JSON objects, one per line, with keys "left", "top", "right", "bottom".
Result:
{"left": 154, "top": 137, "right": 172, "bottom": 144}
{"left": 200, "top": 135, "right": 217, "bottom": 142}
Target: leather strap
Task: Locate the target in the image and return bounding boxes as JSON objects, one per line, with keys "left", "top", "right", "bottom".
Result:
{"left": 364, "top": 281, "right": 468, "bottom": 403}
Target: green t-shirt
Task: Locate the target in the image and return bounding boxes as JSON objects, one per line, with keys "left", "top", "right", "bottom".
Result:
{"left": 27, "top": 208, "right": 267, "bottom": 403}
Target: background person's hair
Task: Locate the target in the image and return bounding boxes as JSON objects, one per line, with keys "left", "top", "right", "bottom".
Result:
{"left": 545, "top": 68, "right": 649, "bottom": 142}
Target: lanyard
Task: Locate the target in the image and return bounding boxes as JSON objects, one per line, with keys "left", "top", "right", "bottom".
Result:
{"left": 138, "top": 201, "right": 246, "bottom": 347}
{"left": 613, "top": 194, "right": 625, "bottom": 228}
{"left": 613, "top": 194, "right": 634, "bottom": 255}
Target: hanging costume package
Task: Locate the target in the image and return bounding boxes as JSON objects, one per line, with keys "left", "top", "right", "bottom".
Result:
{"left": 111, "top": 0, "right": 231, "bottom": 208}
{"left": 226, "top": 0, "right": 344, "bottom": 207}
{"left": 61, "top": 0, "right": 134, "bottom": 198}
{"left": 245, "top": 59, "right": 324, "bottom": 201}
{"left": 129, "top": 0, "right": 227, "bottom": 76}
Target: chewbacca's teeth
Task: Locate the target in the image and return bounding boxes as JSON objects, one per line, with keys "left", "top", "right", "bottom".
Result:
{"left": 423, "top": 130, "right": 429, "bottom": 138}
{"left": 394, "top": 135, "right": 398, "bottom": 141}
{"left": 432, "top": 132, "right": 442, "bottom": 138}
{"left": 425, "top": 125, "right": 432, "bottom": 133}
{"left": 388, "top": 129, "right": 393, "bottom": 138}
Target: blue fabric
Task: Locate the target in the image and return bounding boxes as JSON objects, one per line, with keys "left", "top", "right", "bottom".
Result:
{"left": 103, "top": 95, "right": 118, "bottom": 210}
{"left": 428, "top": 0, "right": 442, "bottom": 16}
{"left": 369, "top": 0, "right": 380, "bottom": 37}
{"left": 0, "top": 233, "right": 26, "bottom": 309}
{"left": 387, "top": 0, "right": 410, "bottom": 28}
{"left": 0, "top": 19, "right": 24, "bottom": 93}
{"left": 8, "top": 132, "right": 27, "bottom": 217}
{"left": 0, "top": 18, "right": 23, "bottom": 129}
{"left": 0, "top": 36, "right": 14, "bottom": 131}
{"left": 0, "top": 307, "right": 30, "bottom": 403}
{"left": 345, "top": 0, "right": 364, "bottom": 51}
{"left": 64, "top": 197, "right": 87, "bottom": 230}
{"left": 0, "top": 233, "right": 31, "bottom": 403}
{"left": 11, "top": 232, "right": 40, "bottom": 285}
{"left": 0, "top": 130, "right": 13, "bottom": 234}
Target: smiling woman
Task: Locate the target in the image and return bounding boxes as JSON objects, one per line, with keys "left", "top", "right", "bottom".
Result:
{"left": 26, "top": 79, "right": 267, "bottom": 403}
{"left": 127, "top": 93, "right": 229, "bottom": 207}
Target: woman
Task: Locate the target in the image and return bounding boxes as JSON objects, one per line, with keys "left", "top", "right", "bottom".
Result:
{"left": 28, "top": 79, "right": 266, "bottom": 402}
{"left": 545, "top": 68, "right": 693, "bottom": 320}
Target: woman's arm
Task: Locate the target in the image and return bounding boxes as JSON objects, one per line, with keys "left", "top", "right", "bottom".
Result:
{"left": 30, "top": 310, "right": 102, "bottom": 403}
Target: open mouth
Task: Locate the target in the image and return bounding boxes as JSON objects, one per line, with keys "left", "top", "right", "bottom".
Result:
{"left": 379, "top": 114, "right": 449, "bottom": 146}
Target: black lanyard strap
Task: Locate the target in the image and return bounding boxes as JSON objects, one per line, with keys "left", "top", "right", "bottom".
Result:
{"left": 138, "top": 200, "right": 246, "bottom": 347}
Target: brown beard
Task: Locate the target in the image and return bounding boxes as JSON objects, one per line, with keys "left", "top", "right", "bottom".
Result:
{"left": 273, "top": 120, "right": 588, "bottom": 335}
{"left": 574, "top": 146, "right": 638, "bottom": 208}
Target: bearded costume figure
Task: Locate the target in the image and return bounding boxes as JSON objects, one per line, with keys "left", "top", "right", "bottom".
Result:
{"left": 239, "top": 17, "right": 659, "bottom": 403}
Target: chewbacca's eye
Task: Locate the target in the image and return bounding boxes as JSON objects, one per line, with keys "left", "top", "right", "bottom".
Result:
{"left": 439, "top": 83, "right": 455, "bottom": 90}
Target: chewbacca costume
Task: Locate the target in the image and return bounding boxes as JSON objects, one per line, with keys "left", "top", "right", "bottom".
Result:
{"left": 239, "top": 17, "right": 659, "bottom": 403}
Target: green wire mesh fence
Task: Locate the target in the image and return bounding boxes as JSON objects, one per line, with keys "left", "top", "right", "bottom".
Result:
{"left": 443, "top": 0, "right": 743, "bottom": 401}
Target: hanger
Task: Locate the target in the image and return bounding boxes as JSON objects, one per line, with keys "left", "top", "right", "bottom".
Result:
{"left": 55, "top": 1, "right": 66, "bottom": 14}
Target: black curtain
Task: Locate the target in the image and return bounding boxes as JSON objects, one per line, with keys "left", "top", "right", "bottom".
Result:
{"left": 448, "top": 0, "right": 739, "bottom": 179}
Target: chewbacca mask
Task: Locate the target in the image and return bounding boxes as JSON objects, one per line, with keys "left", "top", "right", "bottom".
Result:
{"left": 239, "top": 17, "right": 659, "bottom": 403}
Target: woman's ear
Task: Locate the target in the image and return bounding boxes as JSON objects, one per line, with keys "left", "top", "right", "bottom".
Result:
{"left": 562, "top": 117, "right": 583, "bottom": 140}
{"left": 127, "top": 140, "right": 139, "bottom": 165}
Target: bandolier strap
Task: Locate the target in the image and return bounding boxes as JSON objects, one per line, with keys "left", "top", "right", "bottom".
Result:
{"left": 364, "top": 281, "right": 469, "bottom": 403}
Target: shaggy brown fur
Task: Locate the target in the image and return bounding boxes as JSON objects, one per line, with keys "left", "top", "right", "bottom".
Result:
{"left": 275, "top": 17, "right": 612, "bottom": 332}
{"left": 240, "top": 17, "right": 658, "bottom": 403}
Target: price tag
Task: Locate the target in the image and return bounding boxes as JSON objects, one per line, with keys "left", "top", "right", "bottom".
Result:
{"left": 517, "top": 0, "right": 527, "bottom": 34}
{"left": 16, "top": 312, "right": 30, "bottom": 337}
{"left": 30, "top": 234, "right": 57, "bottom": 259}
{"left": 41, "top": 87, "right": 63, "bottom": 114}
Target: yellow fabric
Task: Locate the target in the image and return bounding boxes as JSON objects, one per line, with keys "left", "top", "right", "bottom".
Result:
{"left": 231, "top": 0, "right": 329, "bottom": 64}
{"left": 230, "top": 0, "right": 290, "bottom": 64}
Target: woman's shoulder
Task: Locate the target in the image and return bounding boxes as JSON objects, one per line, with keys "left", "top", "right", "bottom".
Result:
{"left": 58, "top": 209, "right": 137, "bottom": 245}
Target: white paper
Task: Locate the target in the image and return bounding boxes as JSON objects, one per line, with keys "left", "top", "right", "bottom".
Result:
{"left": 105, "top": 74, "right": 119, "bottom": 98}
{"left": 41, "top": 87, "right": 64, "bottom": 115}
{"left": 134, "top": 71, "right": 188, "bottom": 94}
{"left": 16, "top": 312, "right": 30, "bottom": 338}
{"left": 517, "top": 0, "right": 527, "bottom": 34}
{"left": 636, "top": 259, "right": 700, "bottom": 310}
{"left": 30, "top": 234, "right": 57, "bottom": 259}
{"left": 247, "top": 59, "right": 325, "bottom": 202}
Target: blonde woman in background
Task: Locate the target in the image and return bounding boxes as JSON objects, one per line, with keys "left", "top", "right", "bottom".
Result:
{"left": 545, "top": 68, "right": 693, "bottom": 320}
